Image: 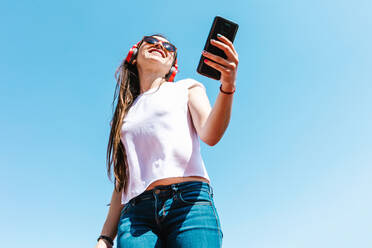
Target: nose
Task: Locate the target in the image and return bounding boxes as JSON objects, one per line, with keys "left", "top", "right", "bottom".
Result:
{"left": 153, "top": 41, "right": 165, "bottom": 51}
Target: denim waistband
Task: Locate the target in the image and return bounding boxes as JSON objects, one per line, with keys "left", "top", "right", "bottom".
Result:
{"left": 127, "top": 180, "right": 213, "bottom": 206}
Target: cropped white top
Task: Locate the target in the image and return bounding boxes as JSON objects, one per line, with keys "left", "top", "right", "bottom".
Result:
{"left": 118, "top": 78, "right": 211, "bottom": 205}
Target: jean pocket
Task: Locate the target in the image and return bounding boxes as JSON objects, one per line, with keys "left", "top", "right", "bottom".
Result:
{"left": 178, "top": 189, "right": 213, "bottom": 205}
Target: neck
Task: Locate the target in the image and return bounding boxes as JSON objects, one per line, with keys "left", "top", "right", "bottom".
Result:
{"left": 137, "top": 70, "right": 167, "bottom": 94}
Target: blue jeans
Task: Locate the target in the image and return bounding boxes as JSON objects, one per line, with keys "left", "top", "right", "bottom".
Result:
{"left": 117, "top": 181, "right": 223, "bottom": 247}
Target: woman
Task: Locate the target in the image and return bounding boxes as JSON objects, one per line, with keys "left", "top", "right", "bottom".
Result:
{"left": 95, "top": 33, "right": 238, "bottom": 248}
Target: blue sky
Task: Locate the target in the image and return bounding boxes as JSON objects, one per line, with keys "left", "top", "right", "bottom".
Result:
{"left": 1, "top": 0, "right": 371, "bottom": 247}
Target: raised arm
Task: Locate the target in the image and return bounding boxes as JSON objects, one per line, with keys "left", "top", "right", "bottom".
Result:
{"left": 188, "top": 34, "right": 238, "bottom": 146}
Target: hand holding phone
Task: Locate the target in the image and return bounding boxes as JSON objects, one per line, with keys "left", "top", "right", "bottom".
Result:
{"left": 197, "top": 16, "right": 239, "bottom": 81}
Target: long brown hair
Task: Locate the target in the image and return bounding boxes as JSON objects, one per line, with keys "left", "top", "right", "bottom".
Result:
{"left": 106, "top": 33, "right": 177, "bottom": 195}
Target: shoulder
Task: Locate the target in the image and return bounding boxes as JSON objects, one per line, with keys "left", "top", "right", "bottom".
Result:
{"left": 174, "top": 78, "right": 206, "bottom": 91}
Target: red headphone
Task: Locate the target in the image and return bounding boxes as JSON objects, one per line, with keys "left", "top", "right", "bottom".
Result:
{"left": 125, "top": 40, "right": 179, "bottom": 82}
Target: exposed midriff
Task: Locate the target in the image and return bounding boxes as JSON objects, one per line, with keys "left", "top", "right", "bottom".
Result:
{"left": 144, "top": 176, "right": 210, "bottom": 191}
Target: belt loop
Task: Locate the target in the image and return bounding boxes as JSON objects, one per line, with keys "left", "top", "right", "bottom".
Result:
{"left": 171, "top": 184, "right": 178, "bottom": 193}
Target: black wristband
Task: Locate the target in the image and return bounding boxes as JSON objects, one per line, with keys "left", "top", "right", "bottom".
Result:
{"left": 219, "top": 84, "right": 236, "bottom": 94}
{"left": 97, "top": 235, "right": 114, "bottom": 246}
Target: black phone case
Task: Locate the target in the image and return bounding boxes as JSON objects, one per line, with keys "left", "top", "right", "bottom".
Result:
{"left": 197, "top": 16, "right": 239, "bottom": 80}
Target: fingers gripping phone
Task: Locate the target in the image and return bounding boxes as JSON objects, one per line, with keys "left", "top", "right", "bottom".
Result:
{"left": 197, "top": 16, "right": 239, "bottom": 80}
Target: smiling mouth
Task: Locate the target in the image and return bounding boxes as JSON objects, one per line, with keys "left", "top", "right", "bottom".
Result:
{"left": 148, "top": 48, "right": 165, "bottom": 58}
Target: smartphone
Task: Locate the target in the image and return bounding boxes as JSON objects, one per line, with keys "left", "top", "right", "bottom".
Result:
{"left": 197, "top": 16, "right": 239, "bottom": 80}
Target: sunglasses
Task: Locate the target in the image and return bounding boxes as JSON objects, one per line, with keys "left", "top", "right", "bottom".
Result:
{"left": 142, "top": 36, "right": 177, "bottom": 53}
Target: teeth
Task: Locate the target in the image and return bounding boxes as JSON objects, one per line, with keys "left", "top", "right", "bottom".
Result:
{"left": 150, "top": 49, "right": 163, "bottom": 57}
{"left": 152, "top": 51, "right": 161, "bottom": 55}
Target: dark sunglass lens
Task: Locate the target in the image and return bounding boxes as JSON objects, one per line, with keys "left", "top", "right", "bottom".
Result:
{"left": 163, "top": 43, "right": 176, "bottom": 52}
{"left": 144, "top": 36, "right": 157, "bottom": 44}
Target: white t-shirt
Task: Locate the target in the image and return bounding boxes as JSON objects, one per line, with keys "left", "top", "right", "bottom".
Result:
{"left": 118, "top": 78, "right": 211, "bottom": 205}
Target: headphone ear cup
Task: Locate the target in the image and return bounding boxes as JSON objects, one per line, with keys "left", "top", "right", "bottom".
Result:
{"left": 165, "top": 58, "right": 178, "bottom": 82}
{"left": 125, "top": 47, "right": 138, "bottom": 65}
{"left": 125, "top": 41, "right": 141, "bottom": 65}
{"left": 165, "top": 64, "right": 179, "bottom": 82}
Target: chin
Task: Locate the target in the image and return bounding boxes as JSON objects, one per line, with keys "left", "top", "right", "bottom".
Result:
{"left": 139, "top": 52, "right": 171, "bottom": 70}
{"left": 148, "top": 56, "right": 164, "bottom": 62}
{"left": 145, "top": 56, "right": 168, "bottom": 66}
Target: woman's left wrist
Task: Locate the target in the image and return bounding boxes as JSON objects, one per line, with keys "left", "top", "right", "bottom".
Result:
{"left": 220, "top": 83, "right": 236, "bottom": 93}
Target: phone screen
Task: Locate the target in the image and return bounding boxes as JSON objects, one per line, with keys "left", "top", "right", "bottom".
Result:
{"left": 197, "top": 16, "right": 239, "bottom": 80}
